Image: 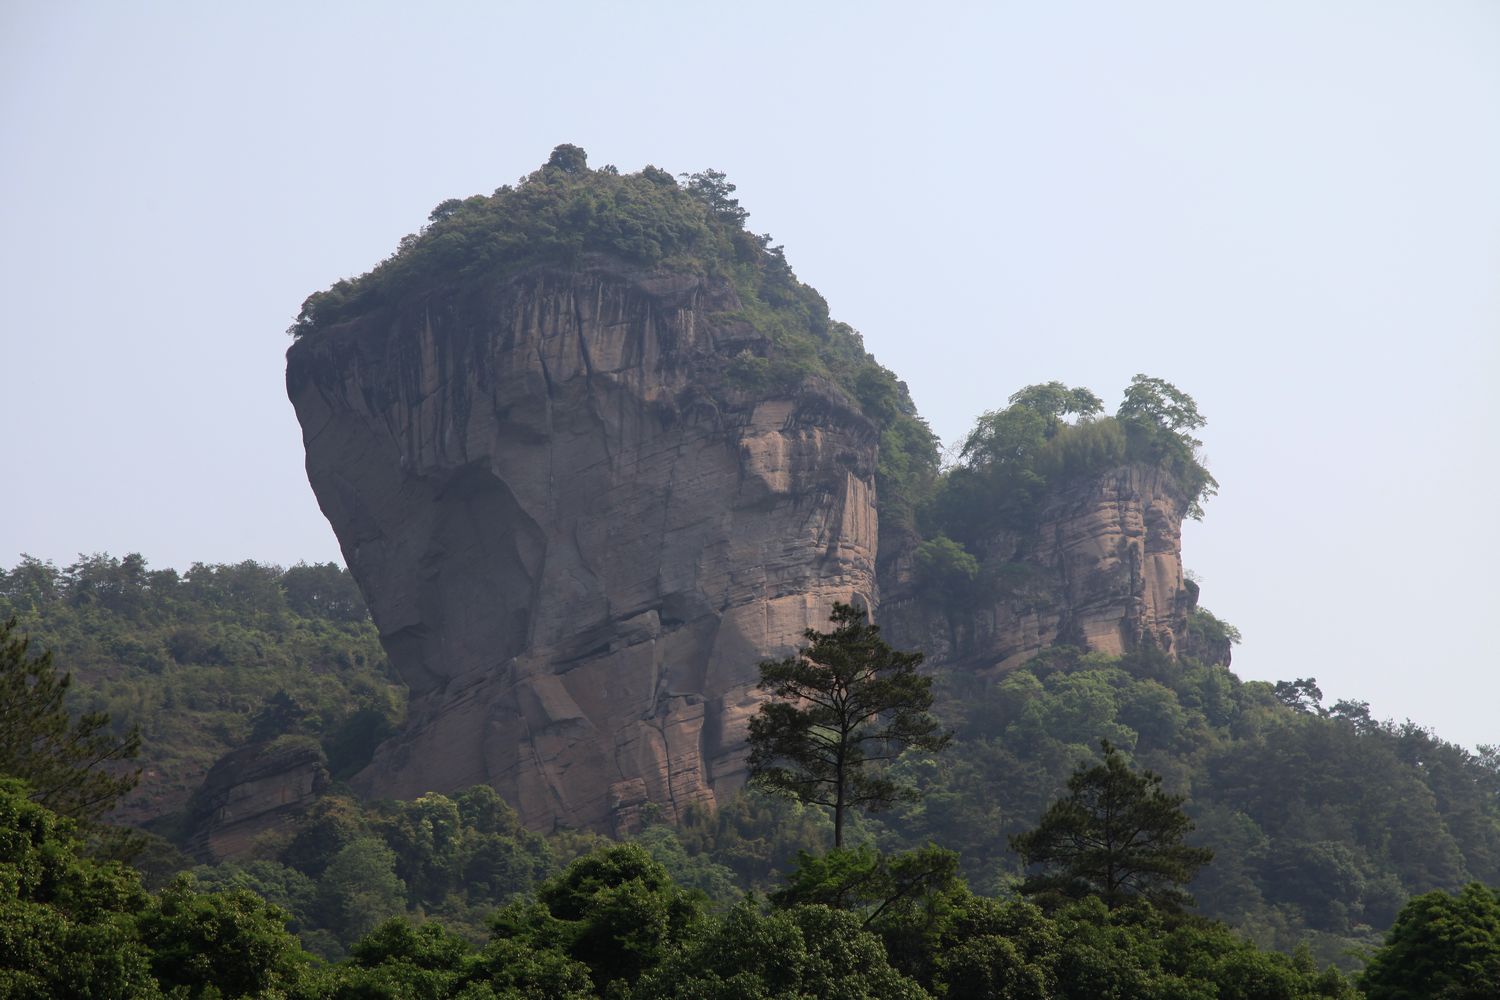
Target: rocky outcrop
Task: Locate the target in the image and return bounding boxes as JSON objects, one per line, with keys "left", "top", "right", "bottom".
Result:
{"left": 287, "top": 259, "right": 878, "bottom": 834}
{"left": 187, "top": 738, "right": 331, "bottom": 860}
{"left": 882, "top": 465, "right": 1193, "bottom": 673}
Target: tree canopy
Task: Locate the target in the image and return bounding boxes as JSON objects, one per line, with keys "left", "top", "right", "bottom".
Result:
{"left": 1359, "top": 883, "right": 1500, "bottom": 1000}
{"left": 1010, "top": 741, "right": 1213, "bottom": 912}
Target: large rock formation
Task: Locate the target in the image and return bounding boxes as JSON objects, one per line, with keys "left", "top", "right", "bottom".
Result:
{"left": 287, "top": 258, "right": 878, "bottom": 833}
{"left": 285, "top": 158, "right": 1209, "bottom": 834}
{"left": 881, "top": 464, "right": 1195, "bottom": 673}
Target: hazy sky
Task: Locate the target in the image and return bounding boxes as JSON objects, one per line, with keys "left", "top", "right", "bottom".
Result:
{"left": 3, "top": 2, "right": 1496, "bottom": 747}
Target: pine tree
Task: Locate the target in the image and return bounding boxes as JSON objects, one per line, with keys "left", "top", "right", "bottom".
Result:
{"left": 0, "top": 617, "right": 140, "bottom": 820}
{"left": 1010, "top": 741, "right": 1212, "bottom": 911}
{"left": 748, "top": 602, "right": 950, "bottom": 848}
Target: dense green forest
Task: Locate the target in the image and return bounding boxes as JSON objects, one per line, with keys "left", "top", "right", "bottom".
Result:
{"left": 4, "top": 552, "right": 1500, "bottom": 994}
{"left": 5, "top": 683, "right": 1498, "bottom": 997}
{"left": 0, "top": 555, "right": 401, "bottom": 823}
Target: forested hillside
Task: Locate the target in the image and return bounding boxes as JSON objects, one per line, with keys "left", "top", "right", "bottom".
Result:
{"left": 3, "top": 551, "right": 1498, "bottom": 979}
{"left": 0, "top": 555, "right": 402, "bottom": 824}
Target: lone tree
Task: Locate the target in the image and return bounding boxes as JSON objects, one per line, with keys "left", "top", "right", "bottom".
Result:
{"left": 747, "top": 602, "right": 949, "bottom": 848}
{"left": 0, "top": 618, "right": 141, "bottom": 821}
{"left": 1010, "top": 741, "right": 1212, "bottom": 912}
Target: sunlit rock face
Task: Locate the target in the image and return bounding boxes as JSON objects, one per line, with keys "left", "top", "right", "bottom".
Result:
{"left": 881, "top": 465, "right": 1194, "bottom": 673}
{"left": 286, "top": 259, "right": 878, "bottom": 833}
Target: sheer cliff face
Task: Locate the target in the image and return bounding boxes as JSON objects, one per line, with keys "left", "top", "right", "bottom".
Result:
{"left": 286, "top": 261, "right": 878, "bottom": 833}
{"left": 882, "top": 465, "right": 1192, "bottom": 672}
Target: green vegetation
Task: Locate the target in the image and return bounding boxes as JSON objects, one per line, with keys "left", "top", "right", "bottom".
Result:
{"left": 4, "top": 574, "right": 1500, "bottom": 993}
{"left": 4, "top": 777, "right": 1373, "bottom": 998}
{"left": 1, "top": 617, "right": 140, "bottom": 822}
{"left": 7, "top": 552, "right": 1499, "bottom": 976}
{"left": 1010, "top": 741, "right": 1214, "bottom": 912}
{"left": 289, "top": 144, "right": 940, "bottom": 532}
{"left": 0, "top": 554, "right": 401, "bottom": 821}
{"left": 0, "top": 779, "right": 313, "bottom": 997}
{"left": 867, "top": 644, "right": 1500, "bottom": 965}
{"left": 1358, "top": 882, "right": 1500, "bottom": 999}
{"left": 748, "top": 602, "right": 950, "bottom": 848}
{"left": 924, "top": 377, "right": 1218, "bottom": 565}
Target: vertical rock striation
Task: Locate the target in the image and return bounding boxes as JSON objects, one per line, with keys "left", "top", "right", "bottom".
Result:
{"left": 881, "top": 464, "right": 1194, "bottom": 673}
{"left": 287, "top": 258, "right": 878, "bottom": 833}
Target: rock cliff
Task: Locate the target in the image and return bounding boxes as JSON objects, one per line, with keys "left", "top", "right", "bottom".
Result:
{"left": 880, "top": 464, "right": 1195, "bottom": 673}
{"left": 186, "top": 738, "right": 331, "bottom": 860}
{"left": 285, "top": 152, "right": 1213, "bottom": 834}
{"left": 287, "top": 259, "right": 879, "bottom": 833}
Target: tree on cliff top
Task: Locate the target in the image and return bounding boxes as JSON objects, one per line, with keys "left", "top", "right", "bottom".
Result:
{"left": 0, "top": 618, "right": 140, "bottom": 821}
{"left": 748, "top": 603, "right": 950, "bottom": 848}
{"left": 925, "top": 376, "right": 1217, "bottom": 556}
{"left": 1116, "top": 373, "right": 1218, "bottom": 519}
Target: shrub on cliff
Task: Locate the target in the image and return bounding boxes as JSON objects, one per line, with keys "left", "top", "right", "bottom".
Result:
{"left": 924, "top": 376, "right": 1216, "bottom": 557}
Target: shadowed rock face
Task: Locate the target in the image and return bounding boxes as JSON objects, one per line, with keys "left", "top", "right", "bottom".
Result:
{"left": 881, "top": 465, "right": 1193, "bottom": 673}
{"left": 188, "top": 739, "right": 331, "bottom": 861}
{"left": 287, "top": 260, "right": 878, "bottom": 833}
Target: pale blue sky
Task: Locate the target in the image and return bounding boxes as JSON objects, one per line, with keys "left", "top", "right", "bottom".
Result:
{"left": 3, "top": 2, "right": 1496, "bottom": 746}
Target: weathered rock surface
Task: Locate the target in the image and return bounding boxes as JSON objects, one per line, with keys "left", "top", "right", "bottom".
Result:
{"left": 187, "top": 738, "right": 331, "bottom": 861}
{"left": 882, "top": 464, "right": 1193, "bottom": 673}
{"left": 287, "top": 259, "right": 878, "bottom": 833}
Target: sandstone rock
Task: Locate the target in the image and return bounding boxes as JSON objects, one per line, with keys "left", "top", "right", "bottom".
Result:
{"left": 287, "top": 259, "right": 878, "bottom": 832}
{"left": 186, "top": 737, "right": 331, "bottom": 861}
{"left": 882, "top": 464, "right": 1193, "bottom": 673}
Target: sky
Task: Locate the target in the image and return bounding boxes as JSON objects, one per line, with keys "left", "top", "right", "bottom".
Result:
{"left": 2, "top": 2, "right": 1496, "bottom": 747}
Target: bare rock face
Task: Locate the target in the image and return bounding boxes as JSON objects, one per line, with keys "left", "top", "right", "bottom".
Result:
{"left": 286, "top": 260, "right": 878, "bottom": 833}
{"left": 882, "top": 464, "right": 1192, "bottom": 673}
{"left": 187, "top": 738, "right": 331, "bottom": 861}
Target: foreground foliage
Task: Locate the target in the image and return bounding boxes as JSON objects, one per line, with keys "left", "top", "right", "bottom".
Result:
{"left": 2, "top": 777, "right": 1379, "bottom": 999}
{"left": 3, "top": 603, "right": 1498, "bottom": 993}
{"left": 7, "top": 551, "right": 1499, "bottom": 970}
{"left": 1357, "top": 882, "right": 1500, "bottom": 1000}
